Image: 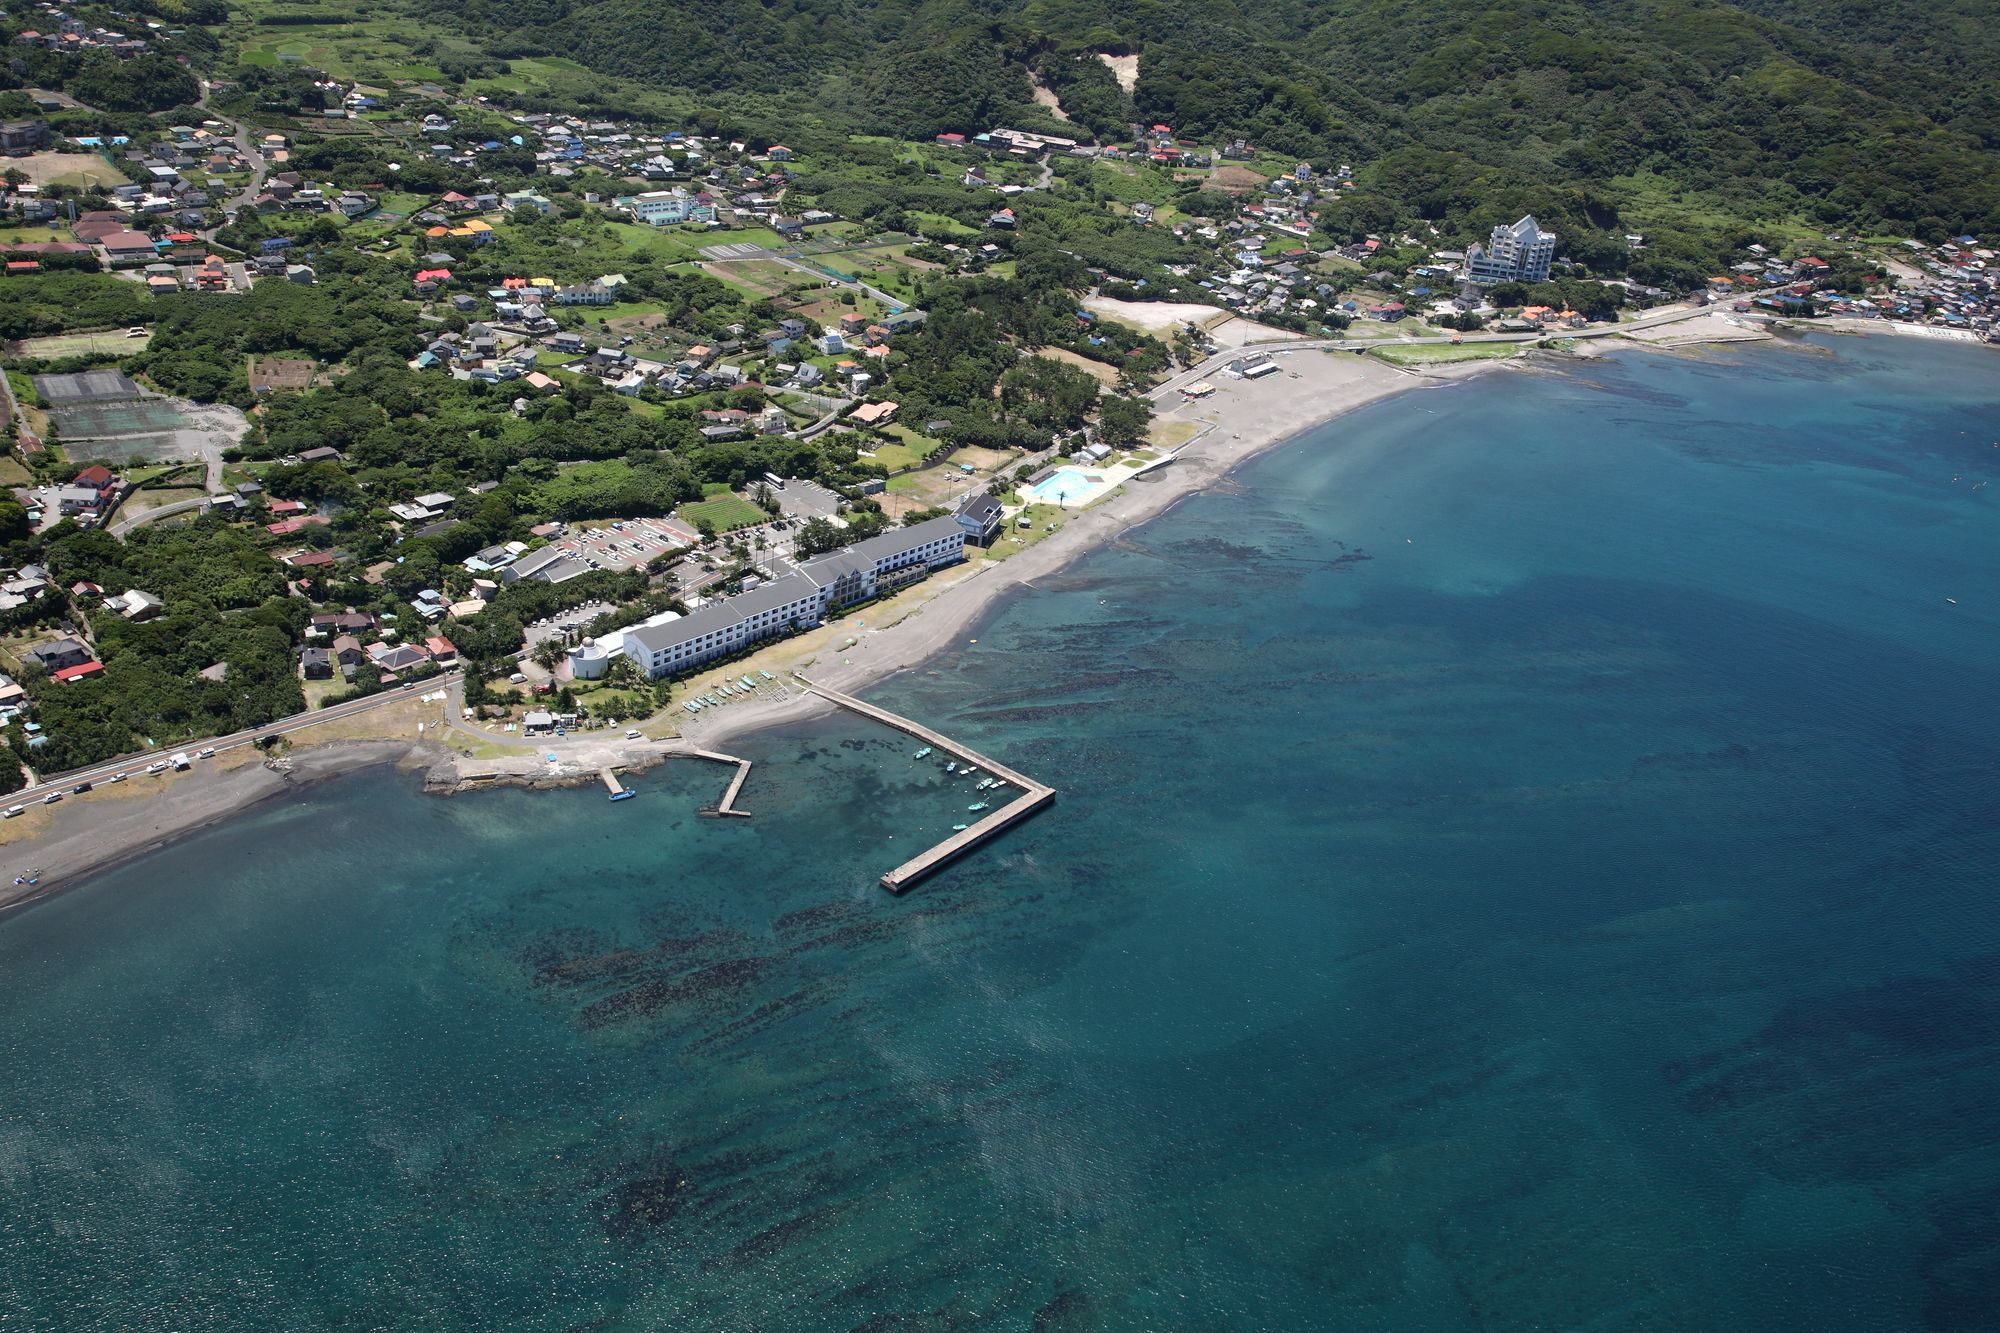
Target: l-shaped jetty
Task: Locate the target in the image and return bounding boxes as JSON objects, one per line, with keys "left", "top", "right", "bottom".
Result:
{"left": 800, "top": 680, "right": 1055, "bottom": 893}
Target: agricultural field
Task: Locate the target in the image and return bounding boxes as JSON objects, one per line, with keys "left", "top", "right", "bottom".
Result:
{"left": 699, "top": 259, "right": 803, "bottom": 298}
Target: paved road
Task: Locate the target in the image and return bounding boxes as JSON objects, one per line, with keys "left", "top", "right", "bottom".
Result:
{"left": 107, "top": 495, "right": 208, "bottom": 536}
{"left": 5, "top": 673, "right": 462, "bottom": 807}
{"left": 196, "top": 87, "right": 270, "bottom": 230}
{"left": 1147, "top": 304, "right": 1716, "bottom": 402}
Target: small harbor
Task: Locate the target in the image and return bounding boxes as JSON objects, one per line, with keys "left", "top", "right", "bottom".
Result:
{"left": 799, "top": 680, "right": 1055, "bottom": 893}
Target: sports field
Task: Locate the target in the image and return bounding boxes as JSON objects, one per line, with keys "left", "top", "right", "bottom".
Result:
{"left": 676, "top": 495, "right": 764, "bottom": 533}
{"left": 11, "top": 330, "right": 150, "bottom": 359}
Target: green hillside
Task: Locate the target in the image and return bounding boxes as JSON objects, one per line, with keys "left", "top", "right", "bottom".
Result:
{"left": 402, "top": 0, "right": 2000, "bottom": 243}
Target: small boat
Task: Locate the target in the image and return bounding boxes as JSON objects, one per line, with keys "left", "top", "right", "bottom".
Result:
{"left": 962, "top": 769, "right": 981, "bottom": 780}
{"left": 760, "top": 670, "right": 775, "bottom": 681}
{"left": 685, "top": 701, "right": 701, "bottom": 713}
{"left": 945, "top": 761, "right": 958, "bottom": 773}
{"left": 952, "top": 823, "right": 969, "bottom": 831}
{"left": 913, "top": 747, "right": 933, "bottom": 760}
{"left": 740, "top": 676, "right": 757, "bottom": 690}
{"left": 966, "top": 801, "right": 988, "bottom": 812}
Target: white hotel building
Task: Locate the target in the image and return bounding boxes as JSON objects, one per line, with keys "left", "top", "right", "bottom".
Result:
{"left": 617, "top": 517, "right": 965, "bottom": 678}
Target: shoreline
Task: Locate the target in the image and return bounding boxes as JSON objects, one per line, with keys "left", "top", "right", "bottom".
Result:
{"left": 679, "top": 346, "right": 1516, "bottom": 750}
{"left": 0, "top": 323, "right": 1868, "bottom": 907}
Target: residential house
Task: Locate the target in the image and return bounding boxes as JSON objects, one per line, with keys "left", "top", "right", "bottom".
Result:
{"left": 111, "top": 589, "right": 164, "bottom": 620}
{"left": 299, "top": 645, "right": 333, "bottom": 679}
{"left": 27, "top": 639, "right": 94, "bottom": 672}
{"left": 954, "top": 491, "right": 1004, "bottom": 546}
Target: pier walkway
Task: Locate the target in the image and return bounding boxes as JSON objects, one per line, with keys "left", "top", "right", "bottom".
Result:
{"left": 799, "top": 680, "right": 1055, "bottom": 892}
{"left": 685, "top": 748, "right": 755, "bottom": 816}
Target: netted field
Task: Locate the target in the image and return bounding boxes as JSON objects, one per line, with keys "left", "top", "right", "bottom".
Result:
{"left": 51, "top": 400, "right": 192, "bottom": 439}
{"left": 64, "top": 433, "right": 193, "bottom": 465}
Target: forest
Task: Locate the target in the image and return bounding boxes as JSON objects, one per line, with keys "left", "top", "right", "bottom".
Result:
{"left": 406, "top": 0, "right": 2000, "bottom": 243}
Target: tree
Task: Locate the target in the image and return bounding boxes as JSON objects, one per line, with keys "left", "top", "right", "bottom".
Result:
{"left": 753, "top": 483, "right": 780, "bottom": 516}
{"left": 530, "top": 638, "right": 566, "bottom": 673}
{"left": 794, "top": 517, "right": 842, "bottom": 557}
{"left": 1096, "top": 394, "right": 1154, "bottom": 449}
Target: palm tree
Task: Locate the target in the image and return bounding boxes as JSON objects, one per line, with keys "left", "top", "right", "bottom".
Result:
{"left": 529, "top": 638, "right": 566, "bottom": 674}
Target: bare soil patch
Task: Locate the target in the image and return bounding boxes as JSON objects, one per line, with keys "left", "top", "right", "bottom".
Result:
{"left": 1208, "top": 163, "right": 1271, "bottom": 194}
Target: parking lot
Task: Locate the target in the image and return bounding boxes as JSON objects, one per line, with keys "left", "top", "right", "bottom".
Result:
{"left": 774, "top": 479, "right": 843, "bottom": 519}
{"left": 538, "top": 516, "right": 699, "bottom": 574}
{"left": 523, "top": 600, "right": 615, "bottom": 647}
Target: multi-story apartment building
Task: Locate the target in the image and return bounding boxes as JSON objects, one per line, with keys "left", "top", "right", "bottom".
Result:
{"left": 1465, "top": 215, "right": 1558, "bottom": 286}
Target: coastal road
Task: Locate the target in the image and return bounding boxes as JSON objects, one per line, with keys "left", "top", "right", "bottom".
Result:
{"left": 4, "top": 673, "right": 463, "bottom": 810}
{"left": 1146, "top": 304, "right": 1717, "bottom": 403}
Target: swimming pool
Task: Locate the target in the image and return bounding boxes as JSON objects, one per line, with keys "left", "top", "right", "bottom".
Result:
{"left": 1023, "top": 465, "right": 1116, "bottom": 507}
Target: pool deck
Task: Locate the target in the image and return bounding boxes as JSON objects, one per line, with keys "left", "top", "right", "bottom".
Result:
{"left": 799, "top": 679, "right": 1054, "bottom": 892}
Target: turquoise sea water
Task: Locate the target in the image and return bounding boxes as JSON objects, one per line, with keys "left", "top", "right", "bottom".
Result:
{"left": 2, "top": 335, "right": 1998, "bottom": 1331}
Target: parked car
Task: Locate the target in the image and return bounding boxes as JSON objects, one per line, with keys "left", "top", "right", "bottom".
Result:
{"left": 70, "top": 782, "right": 92, "bottom": 795}
{"left": 195, "top": 747, "right": 217, "bottom": 758}
{"left": 3, "top": 805, "right": 24, "bottom": 818}
{"left": 40, "top": 792, "right": 62, "bottom": 804}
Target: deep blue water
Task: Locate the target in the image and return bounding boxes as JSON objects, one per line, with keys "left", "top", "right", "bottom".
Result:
{"left": 2, "top": 335, "right": 1998, "bottom": 1331}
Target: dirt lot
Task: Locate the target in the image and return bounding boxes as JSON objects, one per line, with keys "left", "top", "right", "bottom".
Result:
{"left": 12, "top": 153, "right": 126, "bottom": 189}
{"left": 1208, "top": 163, "right": 1271, "bottom": 193}
{"left": 1036, "top": 347, "right": 1121, "bottom": 386}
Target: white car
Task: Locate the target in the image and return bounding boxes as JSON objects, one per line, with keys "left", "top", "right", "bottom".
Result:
{"left": 40, "top": 792, "right": 62, "bottom": 804}
{"left": 3, "top": 805, "right": 23, "bottom": 818}
{"left": 145, "top": 761, "right": 168, "bottom": 774}
{"left": 195, "top": 747, "right": 217, "bottom": 759}
{"left": 625, "top": 729, "right": 642, "bottom": 740}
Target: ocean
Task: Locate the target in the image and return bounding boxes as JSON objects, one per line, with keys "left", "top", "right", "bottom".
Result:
{"left": 1, "top": 334, "right": 1996, "bottom": 1331}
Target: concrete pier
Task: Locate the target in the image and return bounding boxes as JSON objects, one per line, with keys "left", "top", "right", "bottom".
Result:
{"left": 799, "top": 680, "right": 1055, "bottom": 893}
{"left": 599, "top": 768, "right": 634, "bottom": 800}
{"left": 686, "top": 748, "right": 755, "bottom": 817}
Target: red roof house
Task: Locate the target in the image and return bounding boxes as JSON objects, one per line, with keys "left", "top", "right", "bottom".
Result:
{"left": 53, "top": 661, "right": 105, "bottom": 683}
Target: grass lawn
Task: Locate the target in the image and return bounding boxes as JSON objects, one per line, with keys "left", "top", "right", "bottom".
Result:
{"left": 1368, "top": 342, "right": 1522, "bottom": 366}
{"left": 1149, "top": 419, "right": 1203, "bottom": 449}
{"left": 677, "top": 494, "right": 764, "bottom": 532}
{"left": 12, "top": 329, "right": 150, "bottom": 359}
{"left": 604, "top": 223, "right": 703, "bottom": 261}
{"left": 907, "top": 211, "right": 979, "bottom": 237}
{"left": 985, "top": 504, "right": 1069, "bottom": 558}
{"left": 0, "top": 456, "right": 33, "bottom": 487}
{"left": 863, "top": 439, "right": 927, "bottom": 471}
{"left": 711, "top": 226, "right": 788, "bottom": 251}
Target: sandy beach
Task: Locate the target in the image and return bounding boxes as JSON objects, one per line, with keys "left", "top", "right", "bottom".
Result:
{"left": 0, "top": 741, "right": 426, "bottom": 916}
{"left": 682, "top": 346, "right": 1509, "bottom": 749}
{"left": 0, "top": 330, "right": 1826, "bottom": 904}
